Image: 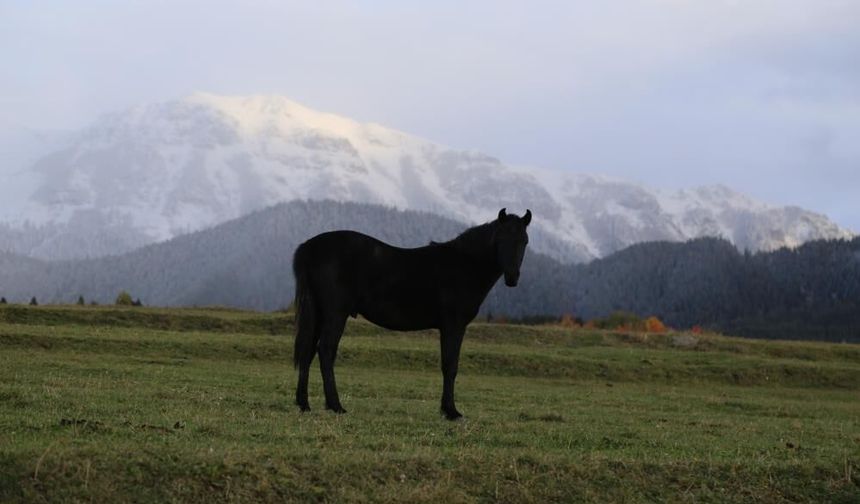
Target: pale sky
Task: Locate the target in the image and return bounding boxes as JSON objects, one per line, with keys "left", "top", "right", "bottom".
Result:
{"left": 1, "top": 0, "right": 858, "bottom": 230}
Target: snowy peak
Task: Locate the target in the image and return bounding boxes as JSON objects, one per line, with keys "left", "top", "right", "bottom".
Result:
{"left": 189, "top": 93, "right": 369, "bottom": 139}
{"left": 0, "top": 93, "right": 853, "bottom": 261}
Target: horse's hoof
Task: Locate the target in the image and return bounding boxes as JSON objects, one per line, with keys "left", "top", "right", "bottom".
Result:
{"left": 442, "top": 409, "right": 463, "bottom": 421}
{"left": 296, "top": 401, "right": 311, "bottom": 412}
{"left": 326, "top": 405, "right": 347, "bottom": 414}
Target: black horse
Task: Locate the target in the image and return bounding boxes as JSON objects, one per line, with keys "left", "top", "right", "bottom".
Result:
{"left": 292, "top": 208, "right": 531, "bottom": 420}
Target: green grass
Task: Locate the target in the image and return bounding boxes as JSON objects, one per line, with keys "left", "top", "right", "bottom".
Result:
{"left": 0, "top": 305, "right": 858, "bottom": 502}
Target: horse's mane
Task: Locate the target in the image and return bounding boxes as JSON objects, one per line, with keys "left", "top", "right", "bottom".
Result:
{"left": 431, "top": 220, "right": 497, "bottom": 258}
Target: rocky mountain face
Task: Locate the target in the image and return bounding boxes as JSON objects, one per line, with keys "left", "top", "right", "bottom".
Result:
{"left": 0, "top": 93, "right": 852, "bottom": 261}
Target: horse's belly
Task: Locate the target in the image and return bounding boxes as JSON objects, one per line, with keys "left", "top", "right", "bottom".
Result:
{"left": 358, "top": 303, "right": 437, "bottom": 332}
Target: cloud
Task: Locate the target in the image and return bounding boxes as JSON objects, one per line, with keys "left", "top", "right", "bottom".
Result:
{"left": 0, "top": 0, "right": 857, "bottom": 229}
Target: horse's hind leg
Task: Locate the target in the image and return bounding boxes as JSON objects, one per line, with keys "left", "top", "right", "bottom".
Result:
{"left": 319, "top": 314, "right": 349, "bottom": 413}
{"left": 295, "top": 342, "right": 317, "bottom": 412}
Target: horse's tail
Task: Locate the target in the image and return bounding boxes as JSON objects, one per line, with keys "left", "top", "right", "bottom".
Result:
{"left": 292, "top": 242, "right": 318, "bottom": 369}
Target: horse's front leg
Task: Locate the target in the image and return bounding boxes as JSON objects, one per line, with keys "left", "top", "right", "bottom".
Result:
{"left": 439, "top": 325, "right": 466, "bottom": 420}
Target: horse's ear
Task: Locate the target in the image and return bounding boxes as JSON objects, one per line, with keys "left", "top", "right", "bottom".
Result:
{"left": 498, "top": 208, "right": 507, "bottom": 220}
{"left": 523, "top": 209, "right": 532, "bottom": 226}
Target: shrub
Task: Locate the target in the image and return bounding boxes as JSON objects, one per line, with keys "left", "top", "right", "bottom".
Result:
{"left": 644, "top": 316, "right": 667, "bottom": 333}
{"left": 559, "top": 314, "right": 582, "bottom": 329}
{"left": 29, "top": 297, "right": 38, "bottom": 306}
{"left": 77, "top": 295, "right": 85, "bottom": 306}
{"left": 115, "top": 291, "right": 134, "bottom": 306}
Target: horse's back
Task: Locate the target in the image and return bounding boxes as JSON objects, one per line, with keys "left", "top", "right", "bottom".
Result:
{"left": 295, "top": 230, "right": 389, "bottom": 265}
{"left": 294, "top": 230, "right": 444, "bottom": 329}
{"left": 294, "top": 230, "right": 415, "bottom": 289}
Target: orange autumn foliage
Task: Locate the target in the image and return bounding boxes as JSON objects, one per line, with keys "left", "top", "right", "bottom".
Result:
{"left": 644, "top": 316, "right": 667, "bottom": 333}
{"left": 560, "top": 314, "right": 581, "bottom": 329}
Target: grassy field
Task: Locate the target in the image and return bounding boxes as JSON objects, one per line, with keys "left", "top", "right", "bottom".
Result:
{"left": 0, "top": 305, "right": 858, "bottom": 503}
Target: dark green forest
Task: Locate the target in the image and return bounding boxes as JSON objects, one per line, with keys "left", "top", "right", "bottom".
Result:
{"left": 0, "top": 200, "right": 858, "bottom": 342}
{"left": 567, "top": 237, "right": 860, "bottom": 342}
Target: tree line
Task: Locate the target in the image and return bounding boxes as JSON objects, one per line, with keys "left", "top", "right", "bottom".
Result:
{"left": 1, "top": 200, "right": 857, "bottom": 342}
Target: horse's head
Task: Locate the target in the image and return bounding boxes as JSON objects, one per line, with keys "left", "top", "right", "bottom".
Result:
{"left": 495, "top": 208, "right": 532, "bottom": 287}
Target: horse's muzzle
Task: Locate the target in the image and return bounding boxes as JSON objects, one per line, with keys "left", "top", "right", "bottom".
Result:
{"left": 504, "top": 272, "right": 519, "bottom": 287}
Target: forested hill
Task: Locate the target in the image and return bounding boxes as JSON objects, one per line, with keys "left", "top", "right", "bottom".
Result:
{"left": 0, "top": 201, "right": 568, "bottom": 316}
{"left": 0, "top": 200, "right": 858, "bottom": 342}
{"left": 568, "top": 237, "right": 860, "bottom": 342}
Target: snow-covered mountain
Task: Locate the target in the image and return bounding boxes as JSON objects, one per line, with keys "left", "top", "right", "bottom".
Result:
{"left": 0, "top": 93, "right": 852, "bottom": 261}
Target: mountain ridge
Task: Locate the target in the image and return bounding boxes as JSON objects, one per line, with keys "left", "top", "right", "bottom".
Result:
{"left": 0, "top": 93, "right": 852, "bottom": 261}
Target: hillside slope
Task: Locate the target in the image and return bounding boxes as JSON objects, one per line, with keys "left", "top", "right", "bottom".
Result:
{"left": 2, "top": 306, "right": 859, "bottom": 502}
